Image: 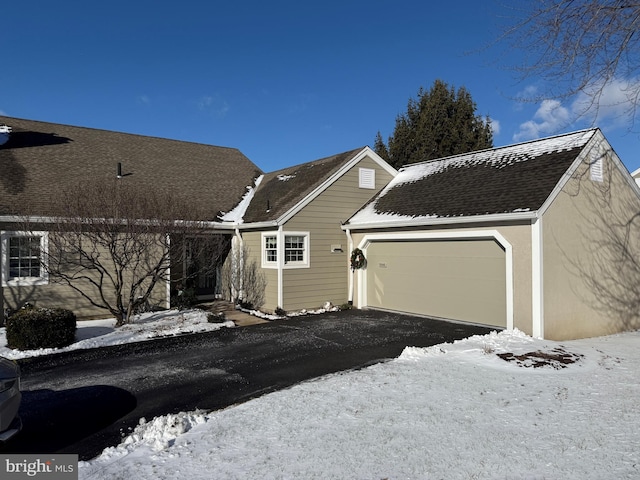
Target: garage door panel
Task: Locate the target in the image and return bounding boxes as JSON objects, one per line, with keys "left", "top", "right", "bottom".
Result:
{"left": 366, "top": 239, "right": 506, "bottom": 327}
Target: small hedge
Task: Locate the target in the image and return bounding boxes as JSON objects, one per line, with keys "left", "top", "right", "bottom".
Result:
{"left": 6, "top": 307, "right": 77, "bottom": 351}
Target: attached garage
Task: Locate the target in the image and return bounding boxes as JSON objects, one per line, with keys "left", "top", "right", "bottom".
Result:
{"left": 364, "top": 237, "right": 508, "bottom": 328}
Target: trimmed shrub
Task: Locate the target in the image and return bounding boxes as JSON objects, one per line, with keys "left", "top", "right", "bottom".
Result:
{"left": 6, "top": 306, "right": 77, "bottom": 351}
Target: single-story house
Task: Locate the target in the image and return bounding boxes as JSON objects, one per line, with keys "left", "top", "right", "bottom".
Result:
{"left": 2, "top": 116, "right": 640, "bottom": 340}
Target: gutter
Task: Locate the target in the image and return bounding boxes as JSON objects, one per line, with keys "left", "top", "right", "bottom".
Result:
{"left": 341, "top": 211, "right": 539, "bottom": 231}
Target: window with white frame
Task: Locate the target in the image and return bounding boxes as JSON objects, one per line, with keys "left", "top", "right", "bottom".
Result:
{"left": 285, "top": 235, "right": 305, "bottom": 263}
{"left": 262, "top": 232, "right": 309, "bottom": 268}
{"left": 264, "top": 235, "right": 278, "bottom": 264}
{"left": 1, "top": 231, "right": 49, "bottom": 286}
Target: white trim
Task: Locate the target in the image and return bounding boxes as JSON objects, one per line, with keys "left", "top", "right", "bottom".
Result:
{"left": 276, "top": 147, "right": 398, "bottom": 225}
{"left": 345, "top": 228, "right": 354, "bottom": 304}
{"left": 356, "top": 230, "right": 514, "bottom": 331}
{"left": 277, "top": 226, "right": 284, "bottom": 308}
{"left": 261, "top": 231, "right": 310, "bottom": 270}
{"left": 165, "top": 234, "right": 171, "bottom": 309}
{"left": 261, "top": 232, "right": 279, "bottom": 269}
{"left": 1, "top": 231, "right": 50, "bottom": 287}
{"left": 536, "top": 129, "right": 603, "bottom": 217}
{"left": 531, "top": 218, "right": 544, "bottom": 338}
{"left": 342, "top": 211, "right": 537, "bottom": 231}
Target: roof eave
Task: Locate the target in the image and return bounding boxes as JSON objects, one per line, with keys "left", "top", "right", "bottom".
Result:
{"left": 341, "top": 211, "right": 539, "bottom": 231}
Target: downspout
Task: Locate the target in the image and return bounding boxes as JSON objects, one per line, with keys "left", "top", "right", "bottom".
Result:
{"left": 532, "top": 217, "right": 544, "bottom": 338}
{"left": 345, "top": 228, "right": 354, "bottom": 305}
{"left": 165, "top": 234, "right": 171, "bottom": 310}
{"left": 277, "top": 225, "right": 284, "bottom": 308}
{"left": 234, "top": 227, "right": 244, "bottom": 302}
{"left": 0, "top": 235, "right": 3, "bottom": 324}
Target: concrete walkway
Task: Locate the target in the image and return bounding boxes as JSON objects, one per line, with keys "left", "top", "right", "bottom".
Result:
{"left": 199, "top": 300, "right": 270, "bottom": 327}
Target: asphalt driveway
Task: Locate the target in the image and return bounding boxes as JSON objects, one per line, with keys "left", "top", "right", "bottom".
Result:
{"left": 3, "top": 309, "right": 495, "bottom": 460}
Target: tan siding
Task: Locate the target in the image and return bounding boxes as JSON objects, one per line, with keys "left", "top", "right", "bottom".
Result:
{"left": 240, "top": 230, "right": 279, "bottom": 312}
{"left": 543, "top": 146, "right": 640, "bottom": 339}
{"left": 2, "top": 231, "right": 168, "bottom": 319}
{"left": 282, "top": 156, "right": 394, "bottom": 311}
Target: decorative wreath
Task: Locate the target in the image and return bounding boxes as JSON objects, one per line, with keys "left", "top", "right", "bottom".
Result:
{"left": 350, "top": 248, "right": 366, "bottom": 270}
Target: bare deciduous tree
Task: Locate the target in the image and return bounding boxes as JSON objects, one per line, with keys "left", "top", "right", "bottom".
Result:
{"left": 24, "top": 180, "right": 229, "bottom": 326}
{"left": 501, "top": 1, "right": 640, "bottom": 124}
{"left": 221, "top": 242, "right": 266, "bottom": 309}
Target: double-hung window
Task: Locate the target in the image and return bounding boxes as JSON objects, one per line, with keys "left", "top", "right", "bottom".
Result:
{"left": 264, "top": 235, "right": 278, "bottom": 263}
{"left": 284, "top": 235, "right": 305, "bottom": 263}
{"left": 262, "top": 232, "right": 309, "bottom": 268}
{"left": 1, "top": 231, "right": 49, "bottom": 286}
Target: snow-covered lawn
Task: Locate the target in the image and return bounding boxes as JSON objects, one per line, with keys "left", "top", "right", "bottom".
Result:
{"left": 0, "top": 309, "right": 234, "bottom": 360}
{"left": 2, "top": 312, "right": 639, "bottom": 479}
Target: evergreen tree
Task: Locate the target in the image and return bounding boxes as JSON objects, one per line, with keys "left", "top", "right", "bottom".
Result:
{"left": 375, "top": 80, "right": 493, "bottom": 169}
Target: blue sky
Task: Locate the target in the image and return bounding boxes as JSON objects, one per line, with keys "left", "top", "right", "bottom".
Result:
{"left": 2, "top": 1, "right": 639, "bottom": 173}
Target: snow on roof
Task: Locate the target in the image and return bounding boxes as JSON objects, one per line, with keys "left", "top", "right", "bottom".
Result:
{"left": 219, "top": 175, "right": 264, "bottom": 223}
{"left": 347, "top": 129, "right": 597, "bottom": 226}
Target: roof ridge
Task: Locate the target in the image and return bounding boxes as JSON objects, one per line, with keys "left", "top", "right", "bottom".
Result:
{"left": 0, "top": 115, "right": 245, "bottom": 152}
{"left": 264, "top": 146, "right": 365, "bottom": 175}
{"left": 401, "top": 128, "right": 598, "bottom": 170}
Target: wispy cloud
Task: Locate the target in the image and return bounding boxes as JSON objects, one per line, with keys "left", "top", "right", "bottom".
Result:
{"left": 136, "top": 95, "right": 151, "bottom": 105}
{"left": 513, "top": 99, "right": 570, "bottom": 142}
{"left": 513, "top": 77, "right": 640, "bottom": 142}
{"left": 197, "top": 95, "right": 229, "bottom": 118}
{"left": 489, "top": 117, "right": 500, "bottom": 136}
{"left": 572, "top": 77, "right": 639, "bottom": 127}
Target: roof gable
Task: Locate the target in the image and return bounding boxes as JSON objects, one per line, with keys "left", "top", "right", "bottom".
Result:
{"left": 241, "top": 147, "right": 366, "bottom": 224}
{"left": 347, "top": 129, "right": 598, "bottom": 226}
{"left": 0, "top": 116, "right": 262, "bottom": 220}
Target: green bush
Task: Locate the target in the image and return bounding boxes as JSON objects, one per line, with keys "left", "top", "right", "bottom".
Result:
{"left": 6, "top": 306, "right": 77, "bottom": 351}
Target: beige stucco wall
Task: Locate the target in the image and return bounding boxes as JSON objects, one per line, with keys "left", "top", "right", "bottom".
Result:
{"left": 542, "top": 143, "right": 640, "bottom": 340}
{"left": 350, "top": 222, "right": 534, "bottom": 334}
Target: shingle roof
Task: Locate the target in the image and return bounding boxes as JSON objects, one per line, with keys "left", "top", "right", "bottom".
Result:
{"left": 0, "top": 116, "right": 262, "bottom": 220}
{"left": 241, "top": 147, "right": 364, "bottom": 223}
{"left": 346, "top": 130, "right": 597, "bottom": 225}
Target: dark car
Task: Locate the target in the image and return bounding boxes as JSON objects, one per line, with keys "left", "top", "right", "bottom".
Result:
{"left": 0, "top": 356, "right": 21, "bottom": 441}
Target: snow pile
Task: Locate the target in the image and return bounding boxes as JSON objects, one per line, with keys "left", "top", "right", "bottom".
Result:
{"left": 106, "top": 411, "right": 210, "bottom": 455}
{"left": 277, "top": 173, "right": 295, "bottom": 181}
{"left": 79, "top": 328, "right": 640, "bottom": 479}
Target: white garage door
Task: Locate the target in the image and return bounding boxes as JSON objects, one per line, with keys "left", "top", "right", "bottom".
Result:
{"left": 366, "top": 239, "right": 506, "bottom": 327}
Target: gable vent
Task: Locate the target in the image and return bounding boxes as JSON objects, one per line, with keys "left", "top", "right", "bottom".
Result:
{"left": 359, "top": 167, "right": 375, "bottom": 189}
{"left": 590, "top": 150, "right": 603, "bottom": 183}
